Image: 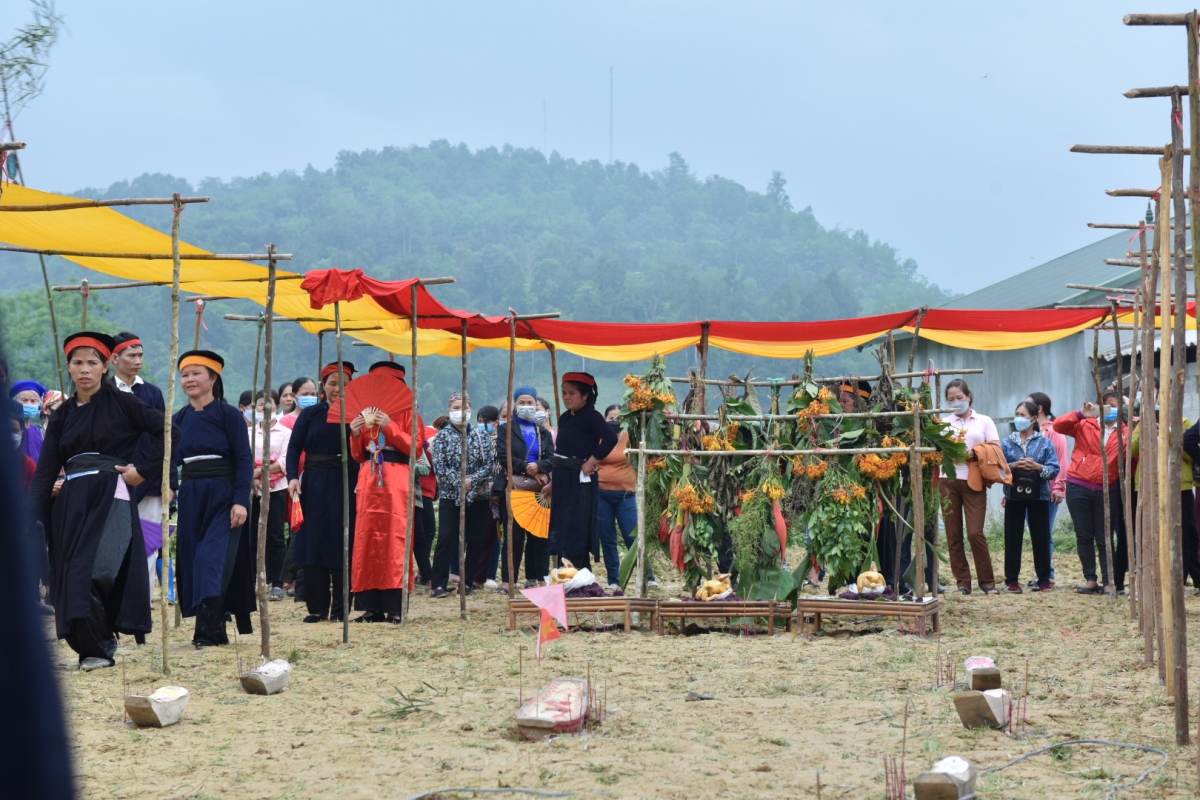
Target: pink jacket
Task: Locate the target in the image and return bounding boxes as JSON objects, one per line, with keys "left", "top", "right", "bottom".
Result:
{"left": 1043, "top": 421, "right": 1069, "bottom": 496}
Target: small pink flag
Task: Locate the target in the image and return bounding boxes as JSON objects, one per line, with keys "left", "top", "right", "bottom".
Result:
{"left": 521, "top": 583, "right": 568, "bottom": 663}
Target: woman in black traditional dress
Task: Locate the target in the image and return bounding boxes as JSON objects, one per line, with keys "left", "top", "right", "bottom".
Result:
{"left": 172, "top": 350, "right": 254, "bottom": 647}
{"left": 286, "top": 362, "right": 359, "bottom": 622}
{"left": 29, "top": 332, "right": 166, "bottom": 670}
{"left": 546, "top": 372, "right": 618, "bottom": 570}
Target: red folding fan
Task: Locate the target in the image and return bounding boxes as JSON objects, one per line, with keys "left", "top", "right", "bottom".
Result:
{"left": 327, "top": 370, "right": 413, "bottom": 427}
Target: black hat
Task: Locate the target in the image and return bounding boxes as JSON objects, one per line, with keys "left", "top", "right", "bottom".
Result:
{"left": 369, "top": 361, "right": 406, "bottom": 376}
{"left": 63, "top": 331, "right": 117, "bottom": 360}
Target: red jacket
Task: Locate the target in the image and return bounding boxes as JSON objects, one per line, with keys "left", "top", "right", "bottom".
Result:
{"left": 1054, "top": 410, "right": 1125, "bottom": 487}
{"left": 420, "top": 426, "right": 438, "bottom": 499}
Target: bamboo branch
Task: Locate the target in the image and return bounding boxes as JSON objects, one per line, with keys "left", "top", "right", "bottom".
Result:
{"left": 0, "top": 141, "right": 25, "bottom": 150}
{"left": 1124, "top": 12, "right": 1190, "bottom": 25}
{"left": 667, "top": 369, "right": 983, "bottom": 386}
{"left": 0, "top": 196, "right": 210, "bottom": 211}
{"left": 1, "top": 244, "right": 292, "bottom": 260}
{"left": 256, "top": 245, "right": 277, "bottom": 658}
{"left": 1107, "top": 188, "right": 1164, "bottom": 197}
{"left": 627, "top": 446, "right": 936, "bottom": 457}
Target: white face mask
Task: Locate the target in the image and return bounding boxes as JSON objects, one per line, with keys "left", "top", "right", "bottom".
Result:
{"left": 534, "top": 410, "right": 548, "bottom": 425}
{"left": 515, "top": 405, "right": 538, "bottom": 422}
{"left": 948, "top": 400, "right": 970, "bottom": 417}
{"left": 450, "top": 409, "right": 470, "bottom": 426}
{"left": 12, "top": 432, "right": 21, "bottom": 449}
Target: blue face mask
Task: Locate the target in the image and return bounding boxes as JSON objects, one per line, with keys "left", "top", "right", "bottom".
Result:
{"left": 296, "top": 395, "right": 319, "bottom": 409}
{"left": 1104, "top": 410, "right": 1119, "bottom": 424}
{"left": 1013, "top": 417, "right": 1033, "bottom": 432}
{"left": 21, "top": 403, "right": 40, "bottom": 421}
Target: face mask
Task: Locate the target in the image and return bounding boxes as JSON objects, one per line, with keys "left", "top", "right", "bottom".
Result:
{"left": 296, "top": 395, "right": 319, "bottom": 409}
{"left": 12, "top": 432, "right": 21, "bottom": 449}
{"left": 1104, "top": 409, "right": 1119, "bottom": 424}
{"left": 479, "top": 422, "right": 495, "bottom": 433}
{"left": 534, "top": 410, "right": 548, "bottom": 425}
{"left": 608, "top": 420, "right": 622, "bottom": 434}
{"left": 243, "top": 408, "right": 254, "bottom": 423}
{"left": 1013, "top": 417, "right": 1033, "bottom": 432}
{"left": 450, "top": 410, "right": 469, "bottom": 426}
{"left": 21, "top": 403, "right": 40, "bottom": 421}
{"left": 515, "top": 405, "right": 538, "bottom": 422}
{"left": 948, "top": 400, "right": 970, "bottom": 417}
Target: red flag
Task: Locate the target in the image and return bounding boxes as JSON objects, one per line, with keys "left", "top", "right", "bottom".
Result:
{"left": 537, "top": 608, "right": 562, "bottom": 663}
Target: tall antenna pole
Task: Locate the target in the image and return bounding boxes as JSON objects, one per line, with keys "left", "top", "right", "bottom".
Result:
{"left": 609, "top": 67, "right": 614, "bottom": 164}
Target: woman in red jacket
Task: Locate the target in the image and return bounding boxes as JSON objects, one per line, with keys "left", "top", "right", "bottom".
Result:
{"left": 1055, "top": 391, "right": 1126, "bottom": 595}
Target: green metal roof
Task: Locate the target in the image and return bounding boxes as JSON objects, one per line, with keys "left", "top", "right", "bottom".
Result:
{"left": 943, "top": 228, "right": 1145, "bottom": 310}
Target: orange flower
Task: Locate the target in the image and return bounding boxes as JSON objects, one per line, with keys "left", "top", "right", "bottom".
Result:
{"left": 624, "top": 374, "right": 643, "bottom": 389}
{"left": 648, "top": 457, "right": 668, "bottom": 471}
{"left": 629, "top": 387, "right": 656, "bottom": 411}
{"left": 762, "top": 481, "right": 786, "bottom": 501}
{"left": 817, "top": 386, "right": 833, "bottom": 401}
{"left": 851, "top": 483, "right": 867, "bottom": 501}
{"left": 805, "top": 461, "right": 828, "bottom": 480}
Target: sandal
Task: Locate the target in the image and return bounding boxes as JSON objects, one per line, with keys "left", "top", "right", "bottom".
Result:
{"left": 353, "top": 612, "right": 382, "bottom": 623}
{"left": 1075, "top": 584, "right": 1103, "bottom": 594}
{"left": 302, "top": 614, "right": 325, "bottom": 623}
{"left": 983, "top": 588, "right": 1000, "bottom": 596}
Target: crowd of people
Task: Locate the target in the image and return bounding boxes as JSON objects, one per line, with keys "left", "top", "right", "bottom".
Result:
{"left": 13, "top": 329, "right": 1190, "bottom": 670}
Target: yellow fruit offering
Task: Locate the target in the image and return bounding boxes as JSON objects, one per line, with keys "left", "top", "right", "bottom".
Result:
{"left": 695, "top": 573, "right": 732, "bottom": 602}
{"left": 856, "top": 562, "right": 886, "bottom": 594}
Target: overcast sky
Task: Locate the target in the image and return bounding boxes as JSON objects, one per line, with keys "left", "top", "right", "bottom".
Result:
{"left": 0, "top": 1, "right": 1187, "bottom": 294}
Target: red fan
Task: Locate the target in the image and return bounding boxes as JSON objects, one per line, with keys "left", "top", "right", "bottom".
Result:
{"left": 327, "top": 370, "right": 413, "bottom": 427}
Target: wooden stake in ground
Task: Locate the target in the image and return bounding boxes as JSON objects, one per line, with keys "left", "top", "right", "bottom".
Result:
{"left": 910, "top": 391, "right": 927, "bottom": 596}
{"left": 1091, "top": 317, "right": 1117, "bottom": 600}
{"left": 255, "top": 246, "right": 278, "bottom": 658}
{"left": 458, "top": 319, "right": 470, "bottom": 620}
{"left": 634, "top": 412, "right": 648, "bottom": 598}
{"left": 79, "top": 278, "right": 89, "bottom": 329}
{"left": 1157, "top": 144, "right": 1177, "bottom": 696}
{"left": 1109, "top": 299, "right": 1134, "bottom": 615}
{"left": 505, "top": 313, "right": 517, "bottom": 598}
{"left": 697, "top": 321, "right": 711, "bottom": 414}
{"left": 401, "top": 285, "right": 420, "bottom": 622}
{"left": 335, "top": 302, "right": 352, "bottom": 645}
{"left": 157, "top": 193, "right": 184, "bottom": 676}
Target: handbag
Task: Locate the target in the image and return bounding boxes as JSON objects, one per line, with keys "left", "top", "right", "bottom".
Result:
{"left": 1011, "top": 468, "right": 1043, "bottom": 501}
{"left": 511, "top": 474, "right": 541, "bottom": 492}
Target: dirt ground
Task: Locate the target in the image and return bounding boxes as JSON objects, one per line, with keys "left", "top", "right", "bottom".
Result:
{"left": 55, "top": 543, "right": 1200, "bottom": 800}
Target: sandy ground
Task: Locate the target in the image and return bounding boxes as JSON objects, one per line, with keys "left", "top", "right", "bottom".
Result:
{"left": 54, "top": 544, "right": 1200, "bottom": 800}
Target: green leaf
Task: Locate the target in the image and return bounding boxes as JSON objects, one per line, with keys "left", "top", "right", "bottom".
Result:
{"left": 618, "top": 546, "right": 638, "bottom": 591}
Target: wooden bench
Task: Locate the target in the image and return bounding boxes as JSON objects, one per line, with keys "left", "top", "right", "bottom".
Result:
{"left": 507, "top": 596, "right": 658, "bottom": 632}
{"left": 795, "top": 597, "right": 941, "bottom": 637}
{"left": 655, "top": 600, "right": 794, "bottom": 636}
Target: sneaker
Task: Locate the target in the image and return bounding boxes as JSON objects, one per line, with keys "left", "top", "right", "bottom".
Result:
{"left": 80, "top": 657, "right": 114, "bottom": 671}
{"left": 1032, "top": 581, "right": 1054, "bottom": 592}
{"left": 431, "top": 587, "right": 448, "bottom": 599}
{"left": 524, "top": 579, "right": 540, "bottom": 589}
{"left": 647, "top": 580, "right": 659, "bottom": 588}
{"left": 607, "top": 583, "right": 620, "bottom": 591}
{"left": 484, "top": 579, "right": 498, "bottom": 590}
{"left": 1006, "top": 582, "right": 1023, "bottom": 594}
{"left": 269, "top": 587, "right": 284, "bottom": 601}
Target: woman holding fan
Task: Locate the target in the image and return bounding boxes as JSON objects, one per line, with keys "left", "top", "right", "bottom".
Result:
{"left": 345, "top": 361, "right": 422, "bottom": 623}
{"left": 287, "top": 362, "right": 359, "bottom": 623}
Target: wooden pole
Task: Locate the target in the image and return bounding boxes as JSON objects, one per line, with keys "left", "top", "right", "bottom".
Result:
{"left": 1190, "top": 10, "right": 1200, "bottom": 407}
{"left": 1092, "top": 317, "right": 1116, "bottom": 600}
{"left": 905, "top": 307, "right": 927, "bottom": 387}
{"left": 698, "top": 321, "right": 711, "bottom": 414}
{"left": 79, "top": 278, "right": 88, "bottom": 329}
{"left": 635, "top": 412, "right": 648, "bottom": 598}
{"left": 192, "top": 299, "right": 204, "bottom": 349}
{"left": 0, "top": 196, "right": 211, "bottom": 212}
{"left": 1143, "top": 224, "right": 1166, "bottom": 679}
{"left": 1169, "top": 92, "right": 1191, "bottom": 743}
{"left": 255, "top": 245, "right": 277, "bottom": 658}
{"left": 247, "top": 318, "right": 263, "bottom": 643}
{"left": 549, "top": 342, "right": 562, "bottom": 419}
{"left": 1071, "top": 144, "right": 1167, "bottom": 154}
{"left": 458, "top": 319, "right": 470, "bottom": 619}
{"left": 911, "top": 395, "right": 927, "bottom": 596}
{"left": 1157, "top": 145, "right": 1177, "bottom": 696}
{"left": 506, "top": 315, "right": 517, "bottom": 597}
{"left": 336, "top": 303, "right": 351, "bottom": 644}
{"left": 156, "top": 193, "right": 184, "bottom": 675}
{"left": 667, "top": 369, "right": 983, "bottom": 387}
{"left": 2, "top": 245, "right": 292, "bottom": 260}
{"left": 401, "top": 285, "right": 420, "bottom": 622}
{"left": 38, "top": 252, "right": 65, "bottom": 393}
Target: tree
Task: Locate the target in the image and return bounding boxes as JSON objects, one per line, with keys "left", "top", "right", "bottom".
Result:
{"left": 767, "top": 170, "right": 792, "bottom": 211}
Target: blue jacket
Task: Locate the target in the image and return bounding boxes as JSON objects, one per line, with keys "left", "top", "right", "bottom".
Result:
{"left": 1000, "top": 430, "right": 1060, "bottom": 501}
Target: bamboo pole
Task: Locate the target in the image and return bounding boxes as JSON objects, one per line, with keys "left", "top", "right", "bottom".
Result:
{"left": 506, "top": 314, "right": 517, "bottom": 598}
{"left": 627, "top": 446, "right": 936, "bottom": 457}
{"left": 1113, "top": 294, "right": 1134, "bottom": 621}
{"left": 548, "top": 342, "right": 562, "bottom": 419}
{"left": 911, "top": 394, "right": 927, "bottom": 596}
{"left": 192, "top": 300, "right": 204, "bottom": 349}
{"left": 0, "top": 140, "right": 25, "bottom": 150}
{"left": 79, "top": 278, "right": 89, "bottom": 329}
{"left": 1092, "top": 317, "right": 1117, "bottom": 600}
{"left": 1190, "top": 8, "right": 1200, "bottom": 420}
{"left": 1169, "top": 93, "right": 1191, "bottom": 742}
{"left": 698, "top": 322, "right": 711, "bottom": 414}
{"left": 255, "top": 246, "right": 277, "bottom": 658}
{"left": 1157, "top": 145, "right": 1177, "bottom": 695}
{"left": 669, "top": 408, "right": 955, "bottom": 422}
{"left": 1108, "top": 188, "right": 1163, "bottom": 197}
{"left": 1124, "top": 12, "right": 1190, "bottom": 25}
{"left": 635, "top": 412, "right": 648, "bottom": 598}
{"left": 1143, "top": 223, "right": 1166, "bottom": 679}
{"left": 6, "top": 245, "right": 293, "bottom": 260}
{"left": 1126, "top": 86, "right": 1189, "bottom": 98}
{"left": 905, "top": 307, "right": 927, "bottom": 388}
{"left": 0, "top": 196, "right": 211, "bottom": 211}
{"left": 1071, "top": 144, "right": 1167, "bottom": 154}
{"left": 336, "top": 303, "right": 351, "bottom": 644}
{"left": 1104, "top": 257, "right": 1192, "bottom": 270}
{"left": 458, "top": 319, "right": 470, "bottom": 619}
{"left": 38, "top": 252, "right": 64, "bottom": 393}
{"left": 156, "top": 193, "right": 184, "bottom": 675}
{"left": 667, "top": 369, "right": 983, "bottom": 386}
{"left": 402, "top": 284, "right": 420, "bottom": 623}
{"left": 933, "top": 372, "right": 942, "bottom": 600}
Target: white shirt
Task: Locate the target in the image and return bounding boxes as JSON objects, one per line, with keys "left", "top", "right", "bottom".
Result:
{"left": 114, "top": 374, "right": 144, "bottom": 393}
{"left": 247, "top": 420, "right": 292, "bottom": 495}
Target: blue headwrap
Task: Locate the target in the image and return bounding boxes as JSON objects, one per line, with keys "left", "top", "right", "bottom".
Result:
{"left": 513, "top": 385, "right": 538, "bottom": 402}
{"left": 9, "top": 399, "right": 23, "bottom": 423}
{"left": 9, "top": 380, "right": 47, "bottom": 399}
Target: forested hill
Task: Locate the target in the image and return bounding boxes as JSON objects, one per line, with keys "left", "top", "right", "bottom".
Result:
{"left": 2, "top": 143, "right": 950, "bottom": 406}
{"left": 88, "top": 143, "right": 947, "bottom": 323}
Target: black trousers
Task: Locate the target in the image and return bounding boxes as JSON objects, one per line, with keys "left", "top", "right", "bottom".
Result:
{"left": 414, "top": 500, "right": 436, "bottom": 584}
{"left": 495, "top": 494, "right": 550, "bottom": 584}
{"left": 431, "top": 498, "right": 490, "bottom": 591}
{"left": 64, "top": 585, "right": 118, "bottom": 664}
{"left": 1066, "top": 482, "right": 1122, "bottom": 585}
{"left": 1004, "top": 497, "right": 1051, "bottom": 584}
{"left": 248, "top": 492, "right": 287, "bottom": 587}
{"left": 559, "top": 552, "right": 592, "bottom": 571}
{"left": 304, "top": 564, "right": 344, "bottom": 619}
{"left": 899, "top": 524, "right": 937, "bottom": 593}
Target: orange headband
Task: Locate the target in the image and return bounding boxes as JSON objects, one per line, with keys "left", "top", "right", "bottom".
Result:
{"left": 113, "top": 338, "right": 142, "bottom": 356}
{"left": 179, "top": 355, "right": 224, "bottom": 375}
{"left": 64, "top": 337, "right": 112, "bottom": 360}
